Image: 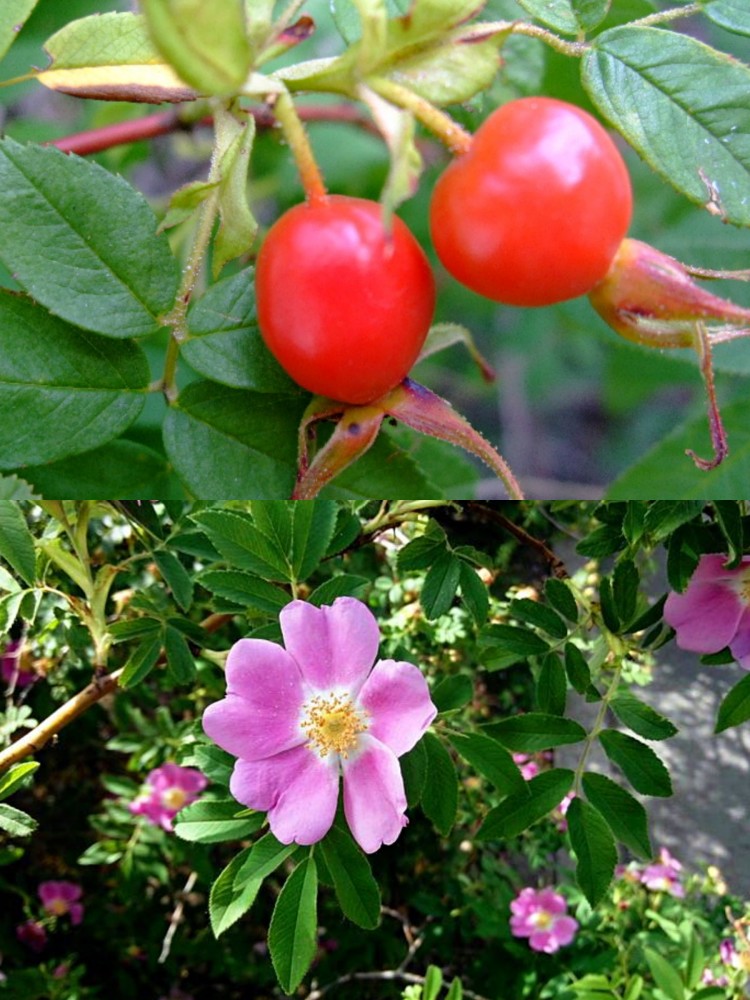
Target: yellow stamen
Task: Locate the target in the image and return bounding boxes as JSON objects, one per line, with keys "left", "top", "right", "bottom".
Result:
{"left": 49, "top": 899, "right": 68, "bottom": 916}
{"left": 301, "top": 693, "right": 369, "bottom": 758}
{"left": 161, "top": 787, "right": 189, "bottom": 811}
{"left": 531, "top": 911, "right": 553, "bottom": 929}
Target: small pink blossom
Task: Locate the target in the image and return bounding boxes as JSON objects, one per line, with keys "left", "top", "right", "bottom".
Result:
{"left": 513, "top": 753, "right": 540, "bottom": 781}
{"left": 16, "top": 919, "right": 47, "bottom": 952}
{"left": 38, "top": 881, "right": 84, "bottom": 925}
{"left": 664, "top": 554, "right": 750, "bottom": 669}
{"left": 720, "top": 938, "right": 741, "bottom": 968}
{"left": 640, "top": 847, "right": 684, "bottom": 898}
{"left": 129, "top": 763, "right": 208, "bottom": 832}
{"left": 510, "top": 887, "right": 578, "bottom": 954}
{"left": 1, "top": 637, "right": 36, "bottom": 689}
{"left": 203, "top": 597, "right": 437, "bottom": 854}
{"left": 553, "top": 792, "right": 576, "bottom": 832}
{"left": 702, "top": 969, "right": 729, "bottom": 987}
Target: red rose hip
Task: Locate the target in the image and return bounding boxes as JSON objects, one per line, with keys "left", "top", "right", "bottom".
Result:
{"left": 255, "top": 195, "right": 436, "bottom": 405}
{"left": 429, "top": 97, "right": 633, "bottom": 307}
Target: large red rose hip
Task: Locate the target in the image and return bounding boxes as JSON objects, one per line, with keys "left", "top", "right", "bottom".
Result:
{"left": 429, "top": 97, "right": 632, "bottom": 307}
{"left": 255, "top": 195, "right": 436, "bottom": 405}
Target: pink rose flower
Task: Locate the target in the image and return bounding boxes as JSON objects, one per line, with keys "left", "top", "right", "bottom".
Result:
{"left": 16, "top": 919, "right": 48, "bottom": 952}
{"left": 202, "top": 597, "right": 437, "bottom": 854}
{"left": 664, "top": 554, "right": 750, "bottom": 669}
{"left": 510, "top": 887, "right": 578, "bottom": 954}
{"left": 513, "top": 753, "right": 540, "bottom": 781}
{"left": 129, "top": 763, "right": 208, "bottom": 832}
{"left": 1, "top": 637, "right": 36, "bottom": 689}
{"left": 38, "top": 881, "right": 84, "bottom": 925}
{"left": 639, "top": 847, "right": 684, "bottom": 898}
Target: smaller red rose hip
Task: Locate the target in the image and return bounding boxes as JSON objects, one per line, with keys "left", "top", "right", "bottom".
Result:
{"left": 255, "top": 195, "right": 436, "bottom": 405}
{"left": 429, "top": 96, "right": 633, "bottom": 307}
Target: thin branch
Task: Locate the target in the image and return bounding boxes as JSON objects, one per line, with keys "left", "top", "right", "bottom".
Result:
{"left": 465, "top": 502, "right": 568, "bottom": 578}
{"left": 158, "top": 870, "right": 198, "bottom": 964}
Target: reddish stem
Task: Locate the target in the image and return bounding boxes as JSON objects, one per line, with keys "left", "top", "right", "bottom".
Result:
{"left": 686, "top": 324, "right": 728, "bottom": 471}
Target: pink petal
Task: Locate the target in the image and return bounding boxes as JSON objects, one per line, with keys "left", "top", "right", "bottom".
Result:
{"left": 69, "top": 903, "right": 84, "bottom": 926}
{"left": 357, "top": 659, "right": 437, "bottom": 756}
{"left": 342, "top": 736, "right": 407, "bottom": 854}
{"left": 203, "top": 639, "right": 307, "bottom": 760}
{"left": 664, "top": 581, "right": 743, "bottom": 653}
{"left": 230, "top": 745, "right": 339, "bottom": 846}
{"left": 729, "top": 609, "right": 750, "bottom": 669}
{"left": 280, "top": 598, "right": 380, "bottom": 692}
{"left": 552, "top": 916, "right": 578, "bottom": 947}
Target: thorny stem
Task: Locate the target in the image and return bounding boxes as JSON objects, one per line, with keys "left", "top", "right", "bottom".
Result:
{"left": 360, "top": 501, "right": 457, "bottom": 536}
{"left": 465, "top": 503, "right": 567, "bottom": 578}
{"left": 0, "top": 612, "right": 232, "bottom": 773}
{"left": 158, "top": 102, "right": 238, "bottom": 401}
{"left": 629, "top": 2, "right": 702, "bottom": 28}
{"left": 463, "top": 20, "right": 588, "bottom": 57}
{"left": 370, "top": 77, "right": 474, "bottom": 155}
{"left": 272, "top": 90, "right": 328, "bottom": 204}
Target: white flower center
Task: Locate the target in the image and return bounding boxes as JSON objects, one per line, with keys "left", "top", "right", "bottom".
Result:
{"left": 48, "top": 899, "right": 68, "bottom": 916}
{"left": 161, "top": 787, "right": 189, "bottom": 811}
{"left": 531, "top": 910, "right": 553, "bottom": 929}
{"left": 301, "top": 693, "right": 369, "bottom": 758}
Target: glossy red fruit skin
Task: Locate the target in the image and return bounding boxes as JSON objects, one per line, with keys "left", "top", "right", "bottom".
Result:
{"left": 429, "top": 97, "right": 633, "bottom": 307}
{"left": 255, "top": 195, "right": 436, "bottom": 405}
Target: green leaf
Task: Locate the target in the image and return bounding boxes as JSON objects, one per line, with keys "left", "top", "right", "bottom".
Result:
{"left": 119, "top": 632, "right": 164, "bottom": 688}
{"left": 173, "top": 797, "right": 264, "bottom": 843}
{"left": 564, "top": 642, "right": 592, "bottom": 695}
{"left": 269, "top": 857, "right": 318, "bottom": 996}
{"left": 0, "top": 293, "right": 148, "bottom": 470}
{"left": 0, "top": 802, "right": 37, "bottom": 837}
{"left": 0, "top": 761, "right": 39, "bottom": 802}
{"left": 16, "top": 440, "right": 174, "bottom": 499}
{"left": 567, "top": 797, "right": 618, "bottom": 906}
{"left": 432, "top": 674, "right": 474, "bottom": 714}
{"left": 234, "top": 831, "right": 297, "bottom": 885}
{"left": 715, "top": 670, "right": 750, "bottom": 733}
{"left": 701, "top": 0, "right": 750, "bottom": 37}
{"left": 599, "top": 730, "right": 673, "bottom": 797}
{"left": 582, "top": 26, "right": 750, "bottom": 226}
{"left": 164, "top": 382, "right": 306, "bottom": 499}
{"left": 448, "top": 732, "right": 527, "bottom": 796}
{"left": 401, "top": 737, "right": 428, "bottom": 807}
{"left": 607, "top": 403, "right": 750, "bottom": 498}
{"left": 644, "top": 949, "right": 685, "bottom": 1000}
{"left": 458, "top": 559, "right": 489, "bottom": 626}
{"left": 571, "top": 0, "right": 611, "bottom": 31}
{"left": 383, "top": 34, "right": 500, "bottom": 105}
{"left": 582, "top": 772, "right": 652, "bottom": 859}
{"left": 208, "top": 847, "right": 258, "bottom": 937}
{"left": 516, "top": 0, "right": 579, "bottom": 34}
{"left": 423, "top": 965, "right": 444, "bottom": 1000}
{"left": 397, "top": 521, "right": 447, "bottom": 570}
{"left": 319, "top": 826, "right": 381, "bottom": 929}
{"left": 445, "top": 977, "right": 464, "bottom": 1000}
{"left": 685, "top": 927, "right": 706, "bottom": 991}
{"left": 485, "top": 713, "right": 586, "bottom": 753}
{"left": 308, "top": 574, "right": 370, "bottom": 606}
{"left": 713, "top": 501, "right": 744, "bottom": 567}
{"left": 0, "top": 139, "right": 179, "bottom": 336}
{"left": 0, "top": 501, "right": 35, "bottom": 585}
{"left": 154, "top": 550, "right": 193, "bottom": 611}
{"left": 510, "top": 598, "right": 568, "bottom": 640}
{"left": 193, "top": 509, "right": 290, "bottom": 581}
{"left": 183, "top": 272, "right": 296, "bottom": 392}
{"left": 197, "top": 569, "right": 290, "bottom": 613}
{"left": 477, "top": 769, "right": 574, "bottom": 840}
{"left": 212, "top": 108, "right": 258, "bottom": 275}
{"left": 536, "top": 654, "right": 567, "bottom": 717}
{"left": 141, "top": 0, "right": 252, "bottom": 95}
{"left": 421, "top": 551, "right": 461, "bottom": 619}
{"left": 610, "top": 691, "right": 678, "bottom": 741}
{"left": 421, "top": 732, "right": 458, "bottom": 835}
{"left": 643, "top": 502, "right": 704, "bottom": 542}
{"left": 163, "top": 624, "right": 196, "bottom": 684}
{"left": 0, "top": 474, "right": 37, "bottom": 501}
{"left": 577, "top": 523, "right": 625, "bottom": 558}
{"left": 612, "top": 559, "right": 639, "bottom": 628}
{"left": 193, "top": 744, "right": 234, "bottom": 787}
{"left": 0, "top": 0, "right": 40, "bottom": 61}
{"left": 480, "top": 623, "right": 550, "bottom": 658}
{"left": 290, "top": 500, "right": 338, "bottom": 582}
{"left": 545, "top": 577, "right": 579, "bottom": 621}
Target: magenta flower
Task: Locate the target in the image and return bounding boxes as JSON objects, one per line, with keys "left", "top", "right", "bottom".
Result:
{"left": 640, "top": 847, "right": 684, "bottom": 898}
{"left": 513, "top": 753, "right": 540, "bottom": 781}
{"left": 510, "top": 887, "right": 578, "bottom": 954}
{"left": 664, "top": 554, "right": 750, "bottom": 669}
{"left": 202, "top": 597, "right": 437, "bottom": 854}
{"left": 16, "top": 919, "right": 48, "bottom": 952}
{"left": 129, "top": 762, "right": 208, "bottom": 831}
{"left": 38, "top": 881, "right": 84, "bottom": 925}
{"left": 1, "top": 637, "right": 36, "bottom": 689}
